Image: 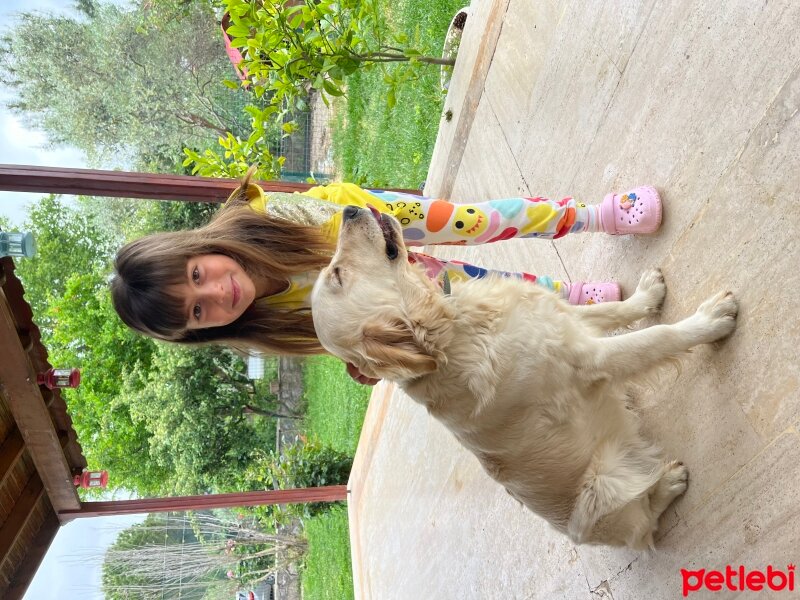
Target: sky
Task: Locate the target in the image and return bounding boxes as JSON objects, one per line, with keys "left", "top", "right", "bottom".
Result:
{"left": 0, "top": 1, "right": 149, "bottom": 599}
{"left": 0, "top": 0, "right": 88, "bottom": 227}
{"left": 25, "top": 513, "right": 147, "bottom": 600}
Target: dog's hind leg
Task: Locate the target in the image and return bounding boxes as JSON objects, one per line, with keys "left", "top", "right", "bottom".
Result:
{"left": 584, "top": 290, "right": 738, "bottom": 381}
{"left": 567, "top": 440, "right": 664, "bottom": 548}
{"left": 625, "top": 461, "right": 689, "bottom": 549}
{"left": 569, "top": 269, "right": 666, "bottom": 331}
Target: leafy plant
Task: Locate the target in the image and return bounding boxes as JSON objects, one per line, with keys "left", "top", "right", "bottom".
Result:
{"left": 223, "top": 0, "right": 454, "bottom": 111}
{"left": 182, "top": 108, "right": 286, "bottom": 181}
{"left": 239, "top": 438, "right": 351, "bottom": 525}
{"left": 184, "top": 0, "right": 457, "bottom": 180}
{"left": 265, "top": 439, "right": 352, "bottom": 491}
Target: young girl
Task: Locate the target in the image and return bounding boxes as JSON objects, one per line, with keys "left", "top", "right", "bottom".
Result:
{"left": 111, "top": 170, "right": 661, "bottom": 370}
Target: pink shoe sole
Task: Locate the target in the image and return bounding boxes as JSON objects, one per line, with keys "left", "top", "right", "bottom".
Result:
{"left": 600, "top": 186, "right": 662, "bottom": 234}
{"left": 568, "top": 282, "right": 621, "bottom": 305}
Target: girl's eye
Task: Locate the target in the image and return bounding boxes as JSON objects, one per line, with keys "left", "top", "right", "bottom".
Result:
{"left": 192, "top": 266, "right": 200, "bottom": 284}
{"left": 193, "top": 304, "right": 201, "bottom": 321}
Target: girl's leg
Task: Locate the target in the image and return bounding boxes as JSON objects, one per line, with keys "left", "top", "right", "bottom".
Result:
{"left": 407, "top": 252, "right": 621, "bottom": 305}
{"left": 367, "top": 187, "right": 661, "bottom": 246}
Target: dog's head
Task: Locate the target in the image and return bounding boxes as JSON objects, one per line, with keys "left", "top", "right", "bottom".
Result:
{"left": 311, "top": 205, "right": 448, "bottom": 381}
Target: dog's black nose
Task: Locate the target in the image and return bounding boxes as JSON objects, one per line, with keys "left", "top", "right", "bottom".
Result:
{"left": 343, "top": 205, "right": 360, "bottom": 221}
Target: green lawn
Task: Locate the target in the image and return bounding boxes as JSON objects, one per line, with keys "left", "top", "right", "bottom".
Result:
{"left": 301, "top": 505, "right": 354, "bottom": 600}
{"left": 300, "top": 356, "right": 369, "bottom": 600}
{"left": 332, "top": 0, "right": 466, "bottom": 188}
{"left": 301, "top": 355, "right": 372, "bottom": 455}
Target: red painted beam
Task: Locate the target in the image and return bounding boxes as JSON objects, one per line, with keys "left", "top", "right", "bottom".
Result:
{"left": 0, "top": 164, "right": 420, "bottom": 202}
{"left": 60, "top": 485, "right": 348, "bottom": 519}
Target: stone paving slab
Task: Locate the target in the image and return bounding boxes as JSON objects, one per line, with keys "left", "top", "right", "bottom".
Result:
{"left": 349, "top": 0, "right": 800, "bottom": 597}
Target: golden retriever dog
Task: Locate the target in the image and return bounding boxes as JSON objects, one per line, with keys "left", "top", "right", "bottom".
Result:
{"left": 311, "top": 205, "right": 738, "bottom": 549}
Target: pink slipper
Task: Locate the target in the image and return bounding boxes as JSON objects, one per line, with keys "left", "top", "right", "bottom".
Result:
{"left": 599, "top": 186, "right": 662, "bottom": 234}
{"left": 568, "top": 282, "right": 621, "bottom": 305}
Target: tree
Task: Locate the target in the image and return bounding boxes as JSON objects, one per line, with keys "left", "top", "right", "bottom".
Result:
{"left": 13, "top": 195, "right": 117, "bottom": 336}
{"left": 42, "top": 246, "right": 275, "bottom": 495}
{"left": 76, "top": 184, "right": 220, "bottom": 249}
{"left": 182, "top": 0, "right": 457, "bottom": 180}
{"left": 46, "top": 271, "right": 170, "bottom": 494}
{"left": 123, "top": 344, "right": 276, "bottom": 494}
{"left": 0, "top": 1, "right": 251, "bottom": 171}
{"left": 103, "top": 511, "right": 303, "bottom": 599}
{"left": 13, "top": 194, "right": 278, "bottom": 495}
{"left": 75, "top": 0, "right": 99, "bottom": 18}
{"left": 223, "top": 0, "right": 455, "bottom": 112}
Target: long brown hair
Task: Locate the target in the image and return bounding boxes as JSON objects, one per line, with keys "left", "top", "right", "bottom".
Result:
{"left": 111, "top": 172, "right": 334, "bottom": 355}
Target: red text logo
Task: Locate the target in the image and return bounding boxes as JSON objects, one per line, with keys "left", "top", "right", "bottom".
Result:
{"left": 681, "top": 565, "right": 795, "bottom": 596}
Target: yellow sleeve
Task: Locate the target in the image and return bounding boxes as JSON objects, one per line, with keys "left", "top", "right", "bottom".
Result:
{"left": 232, "top": 181, "right": 393, "bottom": 242}
{"left": 302, "top": 183, "right": 395, "bottom": 240}
{"left": 304, "top": 182, "right": 391, "bottom": 212}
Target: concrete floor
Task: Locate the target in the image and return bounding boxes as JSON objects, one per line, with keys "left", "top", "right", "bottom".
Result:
{"left": 347, "top": 0, "right": 800, "bottom": 598}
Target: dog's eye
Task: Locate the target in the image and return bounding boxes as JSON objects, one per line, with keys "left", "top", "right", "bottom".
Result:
{"left": 332, "top": 267, "right": 343, "bottom": 286}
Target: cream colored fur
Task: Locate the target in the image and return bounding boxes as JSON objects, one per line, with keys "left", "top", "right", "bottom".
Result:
{"left": 311, "top": 208, "right": 738, "bottom": 550}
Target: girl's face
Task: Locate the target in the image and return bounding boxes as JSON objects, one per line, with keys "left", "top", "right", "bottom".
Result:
{"left": 175, "top": 254, "right": 257, "bottom": 329}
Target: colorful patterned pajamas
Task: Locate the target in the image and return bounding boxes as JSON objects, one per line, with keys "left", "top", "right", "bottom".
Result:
{"left": 365, "top": 189, "right": 600, "bottom": 296}
{"left": 407, "top": 251, "right": 568, "bottom": 296}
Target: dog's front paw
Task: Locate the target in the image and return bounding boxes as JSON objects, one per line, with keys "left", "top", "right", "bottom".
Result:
{"left": 693, "top": 290, "right": 739, "bottom": 341}
{"left": 662, "top": 461, "right": 689, "bottom": 497}
{"left": 631, "top": 268, "right": 667, "bottom": 314}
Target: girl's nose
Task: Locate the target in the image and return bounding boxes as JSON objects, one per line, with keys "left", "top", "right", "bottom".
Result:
{"left": 202, "top": 281, "right": 224, "bottom": 304}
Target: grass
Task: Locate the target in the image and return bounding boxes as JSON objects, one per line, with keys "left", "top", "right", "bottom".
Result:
{"left": 301, "top": 505, "right": 354, "bottom": 600}
{"left": 331, "top": 0, "right": 466, "bottom": 188}
{"left": 300, "top": 356, "right": 369, "bottom": 600}
{"left": 301, "top": 355, "right": 372, "bottom": 455}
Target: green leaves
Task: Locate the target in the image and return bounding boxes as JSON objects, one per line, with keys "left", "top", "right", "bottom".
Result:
{"left": 238, "top": 438, "right": 352, "bottom": 524}
{"left": 14, "top": 194, "right": 281, "bottom": 496}
{"left": 225, "top": 23, "right": 251, "bottom": 39}
{"left": 122, "top": 344, "right": 271, "bottom": 495}
{"left": 322, "top": 78, "right": 344, "bottom": 97}
{"left": 220, "top": 0, "right": 444, "bottom": 113}
{"left": 182, "top": 120, "right": 284, "bottom": 182}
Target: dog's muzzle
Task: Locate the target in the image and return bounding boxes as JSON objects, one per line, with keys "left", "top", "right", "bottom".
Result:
{"left": 342, "top": 204, "right": 400, "bottom": 260}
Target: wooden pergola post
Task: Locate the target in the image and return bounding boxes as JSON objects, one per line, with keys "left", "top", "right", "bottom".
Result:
{"left": 0, "top": 164, "right": 420, "bottom": 201}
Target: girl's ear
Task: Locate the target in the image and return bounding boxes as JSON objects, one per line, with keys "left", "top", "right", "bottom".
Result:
{"left": 360, "top": 318, "right": 438, "bottom": 380}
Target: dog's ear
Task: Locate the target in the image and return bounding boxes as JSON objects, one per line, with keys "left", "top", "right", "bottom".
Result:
{"left": 360, "top": 318, "right": 438, "bottom": 380}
